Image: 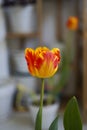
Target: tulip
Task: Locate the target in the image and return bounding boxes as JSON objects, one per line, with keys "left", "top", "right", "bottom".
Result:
{"left": 66, "top": 16, "right": 78, "bottom": 30}
{"left": 25, "top": 47, "right": 60, "bottom": 78}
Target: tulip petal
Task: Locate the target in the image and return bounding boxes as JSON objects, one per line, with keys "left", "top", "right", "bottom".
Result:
{"left": 25, "top": 48, "right": 35, "bottom": 76}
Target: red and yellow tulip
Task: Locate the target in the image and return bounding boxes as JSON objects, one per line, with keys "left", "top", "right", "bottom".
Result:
{"left": 66, "top": 16, "right": 78, "bottom": 30}
{"left": 25, "top": 47, "right": 60, "bottom": 78}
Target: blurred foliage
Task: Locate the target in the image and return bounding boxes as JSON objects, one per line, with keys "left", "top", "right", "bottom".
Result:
{"left": 46, "top": 31, "right": 74, "bottom": 100}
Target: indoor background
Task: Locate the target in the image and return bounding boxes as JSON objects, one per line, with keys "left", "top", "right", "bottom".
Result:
{"left": 0, "top": 0, "right": 87, "bottom": 130}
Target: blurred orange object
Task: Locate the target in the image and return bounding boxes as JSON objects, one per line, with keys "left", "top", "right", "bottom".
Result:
{"left": 66, "top": 16, "right": 78, "bottom": 30}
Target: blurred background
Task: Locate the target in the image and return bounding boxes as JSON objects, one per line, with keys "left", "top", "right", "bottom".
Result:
{"left": 0, "top": 0, "right": 87, "bottom": 129}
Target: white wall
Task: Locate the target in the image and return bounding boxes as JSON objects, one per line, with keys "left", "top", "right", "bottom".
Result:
{"left": 0, "top": 8, "right": 9, "bottom": 78}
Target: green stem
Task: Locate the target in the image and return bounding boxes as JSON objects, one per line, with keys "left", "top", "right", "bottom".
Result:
{"left": 40, "top": 78, "right": 44, "bottom": 130}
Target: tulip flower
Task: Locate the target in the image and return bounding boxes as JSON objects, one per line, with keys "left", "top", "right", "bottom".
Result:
{"left": 66, "top": 16, "right": 78, "bottom": 30}
{"left": 25, "top": 47, "right": 60, "bottom": 78}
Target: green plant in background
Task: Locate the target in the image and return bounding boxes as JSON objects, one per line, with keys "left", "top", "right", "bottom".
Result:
{"left": 46, "top": 48, "right": 70, "bottom": 97}
{"left": 46, "top": 16, "right": 79, "bottom": 102}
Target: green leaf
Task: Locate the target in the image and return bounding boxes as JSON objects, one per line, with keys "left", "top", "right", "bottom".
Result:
{"left": 35, "top": 108, "right": 42, "bottom": 130}
{"left": 49, "top": 116, "right": 58, "bottom": 130}
{"left": 63, "top": 96, "right": 82, "bottom": 130}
